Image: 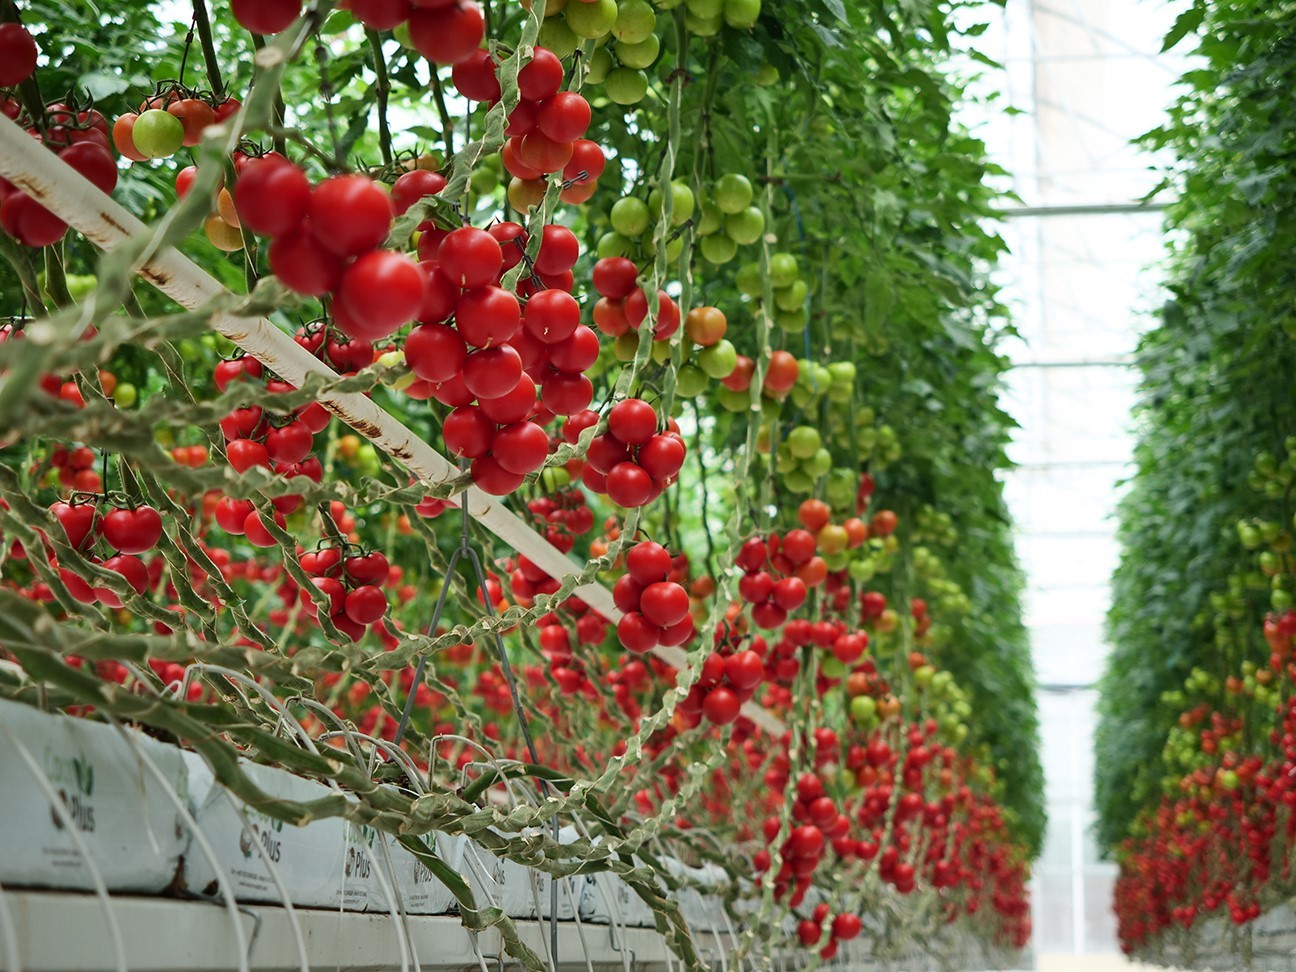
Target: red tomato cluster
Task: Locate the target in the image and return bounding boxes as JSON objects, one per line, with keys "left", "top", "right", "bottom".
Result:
{"left": 49, "top": 499, "right": 163, "bottom": 608}
{"left": 589, "top": 257, "right": 682, "bottom": 342}
{"left": 796, "top": 904, "right": 862, "bottom": 961}
{"left": 578, "top": 398, "right": 686, "bottom": 507}
{"left": 613, "top": 541, "right": 694, "bottom": 653}
{"left": 735, "top": 532, "right": 811, "bottom": 629}
{"left": 211, "top": 355, "right": 328, "bottom": 543}
{"left": 0, "top": 104, "right": 116, "bottom": 246}
{"left": 404, "top": 219, "right": 596, "bottom": 493}
{"left": 451, "top": 46, "right": 606, "bottom": 205}
{"left": 677, "top": 646, "right": 764, "bottom": 727}
{"left": 297, "top": 545, "right": 392, "bottom": 641}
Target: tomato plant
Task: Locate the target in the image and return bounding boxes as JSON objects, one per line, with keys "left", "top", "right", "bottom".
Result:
{"left": 0, "top": 0, "right": 1042, "bottom": 963}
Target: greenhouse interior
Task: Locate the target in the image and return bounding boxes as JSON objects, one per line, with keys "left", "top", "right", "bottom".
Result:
{"left": 0, "top": 0, "right": 1293, "bottom": 969}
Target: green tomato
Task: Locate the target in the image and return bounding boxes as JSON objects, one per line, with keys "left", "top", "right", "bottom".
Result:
{"left": 538, "top": 16, "right": 581, "bottom": 57}
{"left": 133, "top": 109, "right": 184, "bottom": 159}
{"left": 585, "top": 46, "right": 615, "bottom": 84}
{"left": 612, "top": 0, "right": 656, "bottom": 44}
{"left": 604, "top": 67, "right": 649, "bottom": 105}
{"left": 769, "top": 252, "right": 799, "bottom": 288}
{"left": 539, "top": 466, "right": 572, "bottom": 491}
{"left": 713, "top": 173, "right": 754, "bottom": 214}
{"left": 617, "top": 32, "right": 660, "bottom": 69}
{"left": 65, "top": 274, "right": 98, "bottom": 300}
{"left": 614, "top": 331, "right": 639, "bottom": 361}
{"left": 664, "top": 233, "right": 684, "bottom": 262}
{"left": 828, "top": 361, "right": 856, "bottom": 386}
{"left": 735, "top": 261, "right": 763, "bottom": 297}
{"left": 698, "top": 339, "right": 738, "bottom": 378}
{"left": 564, "top": 0, "right": 618, "bottom": 38}
{"left": 649, "top": 180, "right": 695, "bottom": 226}
{"left": 697, "top": 198, "right": 723, "bottom": 235}
{"left": 685, "top": 0, "right": 723, "bottom": 17}
{"left": 755, "top": 63, "right": 779, "bottom": 85}
{"left": 699, "top": 233, "right": 737, "bottom": 264}
{"left": 775, "top": 279, "right": 808, "bottom": 312}
{"left": 596, "top": 231, "right": 638, "bottom": 259}
{"left": 650, "top": 338, "right": 673, "bottom": 364}
{"left": 685, "top": 11, "right": 722, "bottom": 34}
{"left": 775, "top": 305, "right": 807, "bottom": 332}
{"left": 849, "top": 695, "right": 877, "bottom": 725}
{"left": 914, "top": 665, "right": 935, "bottom": 688}
{"left": 826, "top": 472, "right": 854, "bottom": 508}
{"left": 676, "top": 363, "right": 709, "bottom": 398}
{"left": 804, "top": 447, "right": 833, "bottom": 477}
{"left": 820, "top": 656, "right": 846, "bottom": 680}
{"left": 611, "top": 196, "right": 650, "bottom": 237}
{"left": 112, "top": 381, "right": 138, "bottom": 408}
{"left": 724, "top": 206, "right": 765, "bottom": 245}
{"left": 783, "top": 468, "right": 815, "bottom": 493}
{"left": 723, "top": 0, "right": 761, "bottom": 28}
{"left": 470, "top": 166, "right": 500, "bottom": 195}
{"left": 787, "top": 425, "right": 821, "bottom": 459}
{"left": 715, "top": 385, "right": 749, "bottom": 412}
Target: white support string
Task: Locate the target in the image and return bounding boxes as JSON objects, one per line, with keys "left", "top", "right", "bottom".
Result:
{"left": 0, "top": 112, "right": 784, "bottom": 738}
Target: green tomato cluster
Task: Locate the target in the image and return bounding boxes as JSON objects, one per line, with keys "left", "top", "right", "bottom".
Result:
{"left": 911, "top": 505, "right": 958, "bottom": 547}
{"left": 694, "top": 173, "right": 765, "bottom": 265}
{"left": 770, "top": 424, "right": 833, "bottom": 494}
{"left": 598, "top": 180, "right": 695, "bottom": 262}
{"left": 656, "top": 0, "right": 761, "bottom": 34}
{"left": 610, "top": 327, "right": 738, "bottom": 390}
{"left": 736, "top": 253, "right": 809, "bottom": 333}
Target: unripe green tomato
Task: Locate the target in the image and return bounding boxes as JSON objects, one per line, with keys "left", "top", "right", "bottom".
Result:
{"left": 685, "top": 11, "right": 722, "bottom": 34}
{"left": 470, "top": 166, "right": 500, "bottom": 195}
{"left": 617, "top": 33, "right": 660, "bottom": 69}
{"left": 725, "top": 206, "right": 765, "bottom": 245}
{"left": 587, "top": 346, "right": 614, "bottom": 379}
{"left": 713, "top": 173, "right": 754, "bottom": 214}
{"left": 769, "top": 252, "right": 798, "bottom": 288}
{"left": 776, "top": 306, "right": 807, "bottom": 332}
{"left": 612, "top": 0, "right": 657, "bottom": 44}
{"left": 686, "top": 0, "right": 723, "bottom": 16}
{"left": 804, "top": 447, "right": 832, "bottom": 477}
{"left": 649, "top": 180, "right": 695, "bottom": 226}
{"left": 538, "top": 16, "right": 580, "bottom": 56}
{"left": 675, "top": 363, "right": 708, "bottom": 397}
{"left": 564, "top": 0, "right": 618, "bottom": 38}
{"left": 789, "top": 384, "right": 813, "bottom": 410}
{"left": 783, "top": 468, "right": 815, "bottom": 493}
{"left": 787, "top": 425, "right": 821, "bottom": 459}
{"left": 811, "top": 363, "right": 833, "bottom": 388}
{"left": 828, "top": 361, "right": 856, "bottom": 386}
{"left": 723, "top": 0, "right": 761, "bottom": 28}
{"left": 699, "top": 233, "right": 737, "bottom": 264}
{"left": 826, "top": 472, "right": 853, "bottom": 508}
{"left": 664, "top": 233, "right": 684, "bottom": 262}
{"left": 596, "top": 230, "right": 638, "bottom": 259}
{"left": 604, "top": 67, "right": 649, "bottom": 105}
{"left": 914, "top": 665, "right": 935, "bottom": 688}
{"left": 849, "top": 694, "right": 877, "bottom": 725}
{"left": 698, "top": 339, "right": 738, "bottom": 378}
{"left": 755, "top": 63, "right": 779, "bottom": 85}
{"left": 112, "top": 382, "right": 137, "bottom": 408}
{"left": 735, "top": 261, "right": 762, "bottom": 296}
{"left": 820, "top": 656, "right": 846, "bottom": 680}
{"left": 65, "top": 274, "right": 98, "bottom": 300}
{"left": 585, "top": 46, "right": 615, "bottom": 84}
{"left": 611, "top": 196, "right": 651, "bottom": 237}
{"left": 775, "top": 279, "right": 808, "bottom": 312}
{"left": 848, "top": 558, "right": 875, "bottom": 583}
{"left": 650, "top": 338, "right": 672, "bottom": 364}
{"left": 540, "top": 467, "right": 571, "bottom": 490}
{"left": 614, "top": 331, "right": 639, "bottom": 361}
{"left": 1273, "top": 589, "right": 1293, "bottom": 612}
{"left": 823, "top": 550, "right": 849, "bottom": 572}
{"left": 715, "top": 385, "right": 748, "bottom": 412}
{"left": 133, "top": 109, "right": 185, "bottom": 159}
{"left": 697, "top": 198, "right": 723, "bottom": 235}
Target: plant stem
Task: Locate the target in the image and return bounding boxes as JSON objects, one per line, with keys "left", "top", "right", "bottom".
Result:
{"left": 366, "top": 30, "right": 393, "bottom": 167}
{"left": 43, "top": 244, "right": 71, "bottom": 309}
{"left": 431, "top": 69, "right": 455, "bottom": 160}
{"left": 192, "top": 0, "right": 225, "bottom": 98}
{"left": 0, "top": 233, "right": 45, "bottom": 313}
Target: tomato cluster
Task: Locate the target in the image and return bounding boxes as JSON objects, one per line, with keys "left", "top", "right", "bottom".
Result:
{"left": 613, "top": 540, "right": 694, "bottom": 653}
{"left": 48, "top": 498, "right": 163, "bottom": 608}
{"left": 578, "top": 398, "right": 687, "bottom": 507}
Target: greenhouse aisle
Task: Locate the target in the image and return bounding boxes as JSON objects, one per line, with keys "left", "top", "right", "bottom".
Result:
{"left": 963, "top": 0, "right": 1187, "bottom": 967}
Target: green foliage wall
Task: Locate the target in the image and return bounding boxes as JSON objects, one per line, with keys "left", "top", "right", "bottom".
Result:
{"left": 1095, "top": 0, "right": 1296, "bottom": 852}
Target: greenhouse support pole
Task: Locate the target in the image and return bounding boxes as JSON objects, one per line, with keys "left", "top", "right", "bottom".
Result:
{"left": 0, "top": 114, "right": 786, "bottom": 736}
